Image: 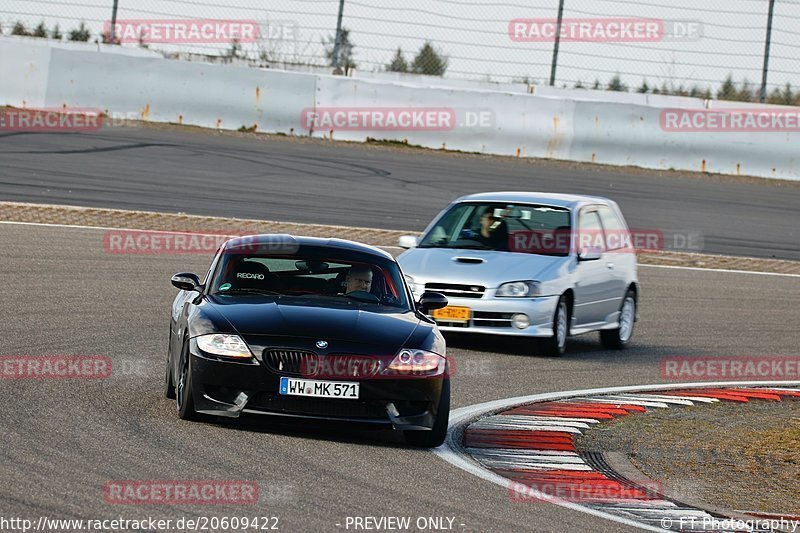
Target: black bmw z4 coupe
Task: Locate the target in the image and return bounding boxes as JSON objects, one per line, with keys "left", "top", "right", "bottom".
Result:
{"left": 165, "top": 234, "right": 451, "bottom": 447}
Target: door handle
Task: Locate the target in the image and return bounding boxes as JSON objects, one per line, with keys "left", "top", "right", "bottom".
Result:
{"left": 606, "top": 262, "right": 614, "bottom": 269}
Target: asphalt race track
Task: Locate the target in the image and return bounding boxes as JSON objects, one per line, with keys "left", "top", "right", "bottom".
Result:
{"left": 1, "top": 221, "right": 798, "bottom": 532}
{"left": 1, "top": 127, "right": 799, "bottom": 260}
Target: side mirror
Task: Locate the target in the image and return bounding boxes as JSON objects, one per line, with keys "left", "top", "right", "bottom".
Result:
{"left": 577, "top": 246, "right": 602, "bottom": 262}
{"left": 417, "top": 291, "right": 448, "bottom": 312}
{"left": 398, "top": 235, "right": 419, "bottom": 249}
{"left": 171, "top": 272, "right": 202, "bottom": 291}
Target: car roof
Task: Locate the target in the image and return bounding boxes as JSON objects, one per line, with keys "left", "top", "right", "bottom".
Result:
{"left": 453, "top": 191, "right": 614, "bottom": 209}
{"left": 222, "top": 234, "right": 395, "bottom": 260}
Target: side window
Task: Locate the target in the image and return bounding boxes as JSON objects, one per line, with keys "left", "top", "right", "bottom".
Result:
{"left": 597, "top": 205, "right": 627, "bottom": 251}
{"left": 578, "top": 210, "right": 606, "bottom": 252}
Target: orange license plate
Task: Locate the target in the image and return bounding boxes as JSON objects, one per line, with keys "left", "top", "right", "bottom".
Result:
{"left": 432, "top": 306, "right": 470, "bottom": 321}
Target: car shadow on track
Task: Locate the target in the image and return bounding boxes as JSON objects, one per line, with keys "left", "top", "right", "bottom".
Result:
{"left": 205, "top": 413, "right": 414, "bottom": 449}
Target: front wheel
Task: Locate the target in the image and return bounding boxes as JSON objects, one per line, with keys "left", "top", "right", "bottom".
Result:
{"left": 176, "top": 338, "right": 201, "bottom": 421}
{"left": 543, "top": 295, "right": 569, "bottom": 356}
{"left": 404, "top": 379, "right": 450, "bottom": 448}
{"left": 600, "top": 290, "right": 636, "bottom": 350}
{"left": 165, "top": 330, "right": 176, "bottom": 399}
{"left": 164, "top": 357, "right": 176, "bottom": 399}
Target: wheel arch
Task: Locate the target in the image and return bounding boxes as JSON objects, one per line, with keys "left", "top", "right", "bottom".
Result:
{"left": 563, "top": 288, "right": 575, "bottom": 322}
{"left": 627, "top": 282, "right": 639, "bottom": 321}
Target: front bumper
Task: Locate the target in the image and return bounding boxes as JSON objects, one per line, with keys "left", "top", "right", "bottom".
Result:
{"left": 187, "top": 343, "right": 446, "bottom": 431}
{"left": 426, "top": 294, "right": 560, "bottom": 337}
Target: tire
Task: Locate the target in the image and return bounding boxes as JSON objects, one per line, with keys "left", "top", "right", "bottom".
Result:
{"left": 403, "top": 379, "right": 450, "bottom": 448}
{"left": 600, "top": 289, "right": 636, "bottom": 350}
{"left": 164, "top": 331, "right": 176, "bottom": 399}
{"left": 543, "top": 295, "right": 569, "bottom": 356}
{"left": 175, "top": 338, "right": 200, "bottom": 421}
{"left": 164, "top": 357, "right": 176, "bottom": 399}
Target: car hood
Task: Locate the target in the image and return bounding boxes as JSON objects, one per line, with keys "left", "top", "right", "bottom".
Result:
{"left": 204, "top": 295, "right": 420, "bottom": 352}
{"left": 398, "top": 247, "right": 568, "bottom": 287}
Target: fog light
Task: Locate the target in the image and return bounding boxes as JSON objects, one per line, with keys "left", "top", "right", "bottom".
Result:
{"left": 511, "top": 313, "right": 530, "bottom": 329}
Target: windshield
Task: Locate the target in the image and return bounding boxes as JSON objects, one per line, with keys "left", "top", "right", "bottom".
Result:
{"left": 208, "top": 250, "right": 410, "bottom": 310}
{"left": 418, "top": 202, "right": 573, "bottom": 256}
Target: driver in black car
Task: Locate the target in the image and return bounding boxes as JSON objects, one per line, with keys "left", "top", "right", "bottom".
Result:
{"left": 344, "top": 264, "right": 373, "bottom": 294}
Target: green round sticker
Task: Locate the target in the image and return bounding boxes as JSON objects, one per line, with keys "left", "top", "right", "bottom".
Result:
{"left": 219, "top": 283, "right": 232, "bottom": 291}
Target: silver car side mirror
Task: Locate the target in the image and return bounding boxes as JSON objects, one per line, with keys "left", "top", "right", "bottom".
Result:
{"left": 398, "top": 235, "right": 419, "bottom": 249}
{"left": 577, "top": 247, "right": 602, "bottom": 261}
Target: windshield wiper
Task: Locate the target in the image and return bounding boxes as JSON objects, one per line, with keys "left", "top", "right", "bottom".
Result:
{"left": 419, "top": 242, "right": 491, "bottom": 250}
{"left": 454, "top": 244, "right": 493, "bottom": 250}
{"left": 212, "top": 288, "right": 282, "bottom": 296}
{"left": 417, "top": 241, "right": 446, "bottom": 248}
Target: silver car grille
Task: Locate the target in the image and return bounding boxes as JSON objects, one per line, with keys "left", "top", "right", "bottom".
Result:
{"left": 425, "top": 283, "right": 485, "bottom": 298}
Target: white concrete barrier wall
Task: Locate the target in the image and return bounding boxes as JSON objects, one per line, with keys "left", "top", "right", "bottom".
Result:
{"left": 312, "top": 76, "right": 577, "bottom": 159}
{"left": 42, "top": 48, "right": 317, "bottom": 133}
{"left": 1, "top": 38, "right": 797, "bottom": 181}
{"left": 569, "top": 101, "right": 799, "bottom": 179}
{"left": 0, "top": 39, "right": 53, "bottom": 108}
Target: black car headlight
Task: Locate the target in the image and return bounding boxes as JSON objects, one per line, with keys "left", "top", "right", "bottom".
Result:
{"left": 382, "top": 349, "right": 446, "bottom": 377}
{"left": 195, "top": 334, "right": 252, "bottom": 359}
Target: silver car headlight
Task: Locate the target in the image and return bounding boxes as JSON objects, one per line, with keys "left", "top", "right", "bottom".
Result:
{"left": 496, "top": 281, "right": 541, "bottom": 298}
{"left": 195, "top": 334, "right": 252, "bottom": 358}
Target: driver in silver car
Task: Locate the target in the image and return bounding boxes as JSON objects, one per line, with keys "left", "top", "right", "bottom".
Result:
{"left": 476, "top": 210, "right": 509, "bottom": 250}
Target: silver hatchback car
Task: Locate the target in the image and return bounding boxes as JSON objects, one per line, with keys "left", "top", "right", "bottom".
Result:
{"left": 397, "top": 192, "right": 639, "bottom": 355}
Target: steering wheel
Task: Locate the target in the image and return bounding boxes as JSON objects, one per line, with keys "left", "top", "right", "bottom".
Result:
{"left": 346, "top": 290, "right": 380, "bottom": 303}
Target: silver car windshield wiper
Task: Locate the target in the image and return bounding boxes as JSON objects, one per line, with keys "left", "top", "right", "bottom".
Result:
{"left": 453, "top": 244, "right": 493, "bottom": 250}
{"left": 419, "top": 242, "right": 491, "bottom": 250}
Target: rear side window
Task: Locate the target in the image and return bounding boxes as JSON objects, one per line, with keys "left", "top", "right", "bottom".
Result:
{"left": 597, "top": 206, "right": 625, "bottom": 231}
{"left": 597, "top": 206, "right": 628, "bottom": 251}
{"left": 578, "top": 210, "right": 606, "bottom": 252}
